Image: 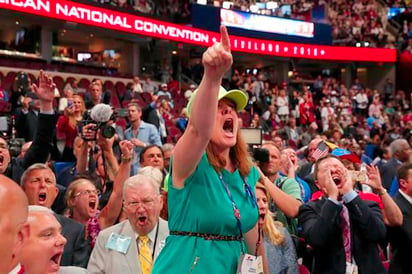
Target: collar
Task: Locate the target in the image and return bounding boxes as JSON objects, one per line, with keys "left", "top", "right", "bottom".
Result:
{"left": 399, "top": 190, "right": 412, "bottom": 205}
{"left": 9, "top": 264, "right": 24, "bottom": 274}
{"left": 134, "top": 222, "right": 158, "bottom": 242}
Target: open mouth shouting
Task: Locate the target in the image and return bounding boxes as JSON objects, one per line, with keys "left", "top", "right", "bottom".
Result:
{"left": 137, "top": 215, "right": 148, "bottom": 226}
{"left": 331, "top": 173, "right": 343, "bottom": 187}
{"left": 48, "top": 250, "right": 64, "bottom": 273}
{"left": 258, "top": 213, "right": 265, "bottom": 225}
{"left": 223, "top": 118, "right": 234, "bottom": 135}
{"left": 38, "top": 191, "right": 47, "bottom": 205}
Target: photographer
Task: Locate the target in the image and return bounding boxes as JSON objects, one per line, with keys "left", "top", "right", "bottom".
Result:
{"left": 2, "top": 70, "right": 57, "bottom": 183}
{"left": 256, "top": 142, "right": 303, "bottom": 236}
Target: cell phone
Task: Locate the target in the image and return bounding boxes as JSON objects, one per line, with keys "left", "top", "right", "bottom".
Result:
{"left": 67, "top": 100, "right": 74, "bottom": 108}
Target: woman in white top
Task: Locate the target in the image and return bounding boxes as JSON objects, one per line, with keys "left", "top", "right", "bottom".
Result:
{"left": 276, "top": 89, "right": 289, "bottom": 122}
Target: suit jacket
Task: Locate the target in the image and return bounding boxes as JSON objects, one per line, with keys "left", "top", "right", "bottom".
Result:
{"left": 87, "top": 218, "right": 168, "bottom": 274}
{"left": 142, "top": 104, "right": 160, "bottom": 130}
{"left": 15, "top": 108, "right": 38, "bottom": 142}
{"left": 6, "top": 113, "right": 57, "bottom": 183}
{"left": 298, "top": 195, "right": 386, "bottom": 274}
{"left": 388, "top": 193, "right": 412, "bottom": 274}
{"left": 55, "top": 214, "right": 91, "bottom": 268}
{"left": 380, "top": 158, "right": 401, "bottom": 190}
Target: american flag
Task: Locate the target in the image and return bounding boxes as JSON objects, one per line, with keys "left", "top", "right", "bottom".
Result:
{"left": 312, "top": 141, "right": 329, "bottom": 161}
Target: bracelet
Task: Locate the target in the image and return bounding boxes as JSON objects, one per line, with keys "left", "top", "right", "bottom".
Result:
{"left": 121, "top": 155, "right": 133, "bottom": 162}
{"left": 377, "top": 188, "right": 387, "bottom": 196}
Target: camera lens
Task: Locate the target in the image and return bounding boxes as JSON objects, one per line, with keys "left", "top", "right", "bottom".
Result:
{"left": 101, "top": 125, "right": 115, "bottom": 139}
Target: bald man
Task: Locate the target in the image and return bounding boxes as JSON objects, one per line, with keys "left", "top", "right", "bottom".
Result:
{"left": 0, "top": 175, "right": 30, "bottom": 273}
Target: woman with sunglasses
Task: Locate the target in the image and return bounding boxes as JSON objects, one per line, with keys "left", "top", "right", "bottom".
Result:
{"left": 65, "top": 140, "right": 133, "bottom": 247}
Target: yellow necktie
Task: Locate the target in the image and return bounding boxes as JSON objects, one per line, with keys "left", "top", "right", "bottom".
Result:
{"left": 138, "top": 235, "right": 152, "bottom": 274}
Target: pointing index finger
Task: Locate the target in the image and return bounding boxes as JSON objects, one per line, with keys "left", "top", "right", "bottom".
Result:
{"left": 220, "top": 25, "right": 231, "bottom": 52}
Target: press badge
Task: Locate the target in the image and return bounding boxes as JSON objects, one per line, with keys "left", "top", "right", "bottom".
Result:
{"left": 237, "top": 254, "right": 263, "bottom": 274}
{"left": 106, "top": 233, "right": 131, "bottom": 254}
{"left": 346, "top": 262, "right": 358, "bottom": 274}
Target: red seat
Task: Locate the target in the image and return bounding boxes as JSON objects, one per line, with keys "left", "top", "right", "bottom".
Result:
{"left": 110, "top": 91, "right": 121, "bottom": 108}
{"left": 53, "top": 75, "right": 65, "bottom": 93}
{"left": 78, "top": 78, "right": 90, "bottom": 90}
{"left": 141, "top": 92, "right": 152, "bottom": 103}
{"left": 115, "top": 82, "right": 126, "bottom": 98}
{"left": 104, "top": 80, "right": 115, "bottom": 93}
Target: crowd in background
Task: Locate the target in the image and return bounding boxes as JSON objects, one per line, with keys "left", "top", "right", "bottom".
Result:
{"left": 0, "top": 62, "right": 410, "bottom": 273}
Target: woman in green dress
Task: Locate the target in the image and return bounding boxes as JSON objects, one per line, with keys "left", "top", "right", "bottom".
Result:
{"left": 152, "top": 26, "right": 265, "bottom": 274}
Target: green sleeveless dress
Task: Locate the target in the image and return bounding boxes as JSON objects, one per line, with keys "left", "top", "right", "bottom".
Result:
{"left": 152, "top": 153, "right": 259, "bottom": 274}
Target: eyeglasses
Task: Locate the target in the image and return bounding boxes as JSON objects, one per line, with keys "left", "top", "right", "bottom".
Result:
{"left": 74, "top": 189, "right": 100, "bottom": 197}
{"left": 124, "top": 199, "right": 156, "bottom": 210}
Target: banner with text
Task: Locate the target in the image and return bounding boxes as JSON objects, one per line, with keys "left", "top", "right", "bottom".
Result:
{"left": 0, "top": 0, "right": 397, "bottom": 62}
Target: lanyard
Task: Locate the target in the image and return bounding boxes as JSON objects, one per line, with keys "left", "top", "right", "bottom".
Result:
{"left": 218, "top": 173, "right": 245, "bottom": 253}
{"left": 218, "top": 173, "right": 257, "bottom": 253}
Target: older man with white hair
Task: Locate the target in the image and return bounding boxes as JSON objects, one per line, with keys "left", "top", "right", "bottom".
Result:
{"left": 380, "top": 139, "right": 411, "bottom": 192}
{"left": 88, "top": 174, "right": 168, "bottom": 274}
{"left": 21, "top": 206, "right": 88, "bottom": 274}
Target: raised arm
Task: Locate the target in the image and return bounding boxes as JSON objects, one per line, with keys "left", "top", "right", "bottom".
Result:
{"left": 99, "top": 140, "right": 133, "bottom": 229}
{"left": 363, "top": 165, "right": 403, "bottom": 226}
{"left": 21, "top": 71, "right": 57, "bottom": 171}
{"left": 172, "top": 26, "right": 233, "bottom": 188}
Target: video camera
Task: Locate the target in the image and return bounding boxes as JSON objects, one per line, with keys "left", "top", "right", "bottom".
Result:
{"left": 80, "top": 104, "right": 116, "bottom": 140}
{"left": 240, "top": 127, "right": 270, "bottom": 163}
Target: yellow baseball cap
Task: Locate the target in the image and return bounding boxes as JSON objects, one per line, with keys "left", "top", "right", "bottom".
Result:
{"left": 186, "top": 86, "right": 248, "bottom": 117}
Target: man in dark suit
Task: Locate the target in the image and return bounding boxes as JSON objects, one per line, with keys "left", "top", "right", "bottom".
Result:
{"left": 299, "top": 155, "right": 386, "bottom": 274}
{"left": 380, "top": 139, "right": 411, "bottom": 190}
{"left": 388, "top": 163, "right": 412, "bottom": 274}
{"left": 1, "top": 70, "right": 57, "bottom": 184}
{"left": 14, "top": 94, "right": 39, "bottom": 142}
{"left": 20, "top": 163, "right": 91, "bottom": 267}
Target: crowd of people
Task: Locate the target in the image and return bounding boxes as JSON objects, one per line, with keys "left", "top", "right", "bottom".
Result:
{"left": 0, "top": 25, "right": 412, "bottom": 274}
{"left": 90, "top": 0, "right": 191, "bottom": 22}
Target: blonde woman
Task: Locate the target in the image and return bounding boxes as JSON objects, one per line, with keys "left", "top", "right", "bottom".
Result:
{"left": 65, "top": 140, "right": 133, "bottom": 247}
{"left": 56, "top": 94, "right": 85, "bottom": 161}
{"left": 256, "top": 182, "right": 298, "bottom": 274}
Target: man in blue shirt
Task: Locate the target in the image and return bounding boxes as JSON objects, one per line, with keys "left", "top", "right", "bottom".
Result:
{"left": 124, "top": 103, "right": 162, "bottom": 175}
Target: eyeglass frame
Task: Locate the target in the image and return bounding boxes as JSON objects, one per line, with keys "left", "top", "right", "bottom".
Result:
{"left": 73, "top": 189, "right": 101, "bottom": 198}
{"left": 123, "top": 197, "right": 158, "bottom": 210}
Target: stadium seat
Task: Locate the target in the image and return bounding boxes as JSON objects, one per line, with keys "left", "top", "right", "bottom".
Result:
{"left": 141, "top": 92, "right": 152, "bottom": 103}
{"left": 79, "top": 78, "right": 90, "bottom": 90}
{"left": 104, "top": 80, "right": 114, "bottom": 92}
{"left": 115, "top": 82, "right": 126, "bottom": 98}
{"left": 110, "top": 91, "right": 121, "bottom": 108}
{"left": 53, "top": 75, "right": 65, "bottom": 92}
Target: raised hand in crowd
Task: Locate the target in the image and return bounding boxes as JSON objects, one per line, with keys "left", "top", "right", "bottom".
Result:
{"left": 32, "top": 70, "right": 56, "bottom": 111}
{"left": 365, "top": 165, "right": 403, "bottom": 226}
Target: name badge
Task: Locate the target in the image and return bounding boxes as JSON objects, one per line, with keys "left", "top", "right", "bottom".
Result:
{"left": 237, "top": 253, "right": 263, "bottom": 274}
{"left": 106, "top": 233, "right": 131, "bottom": 254}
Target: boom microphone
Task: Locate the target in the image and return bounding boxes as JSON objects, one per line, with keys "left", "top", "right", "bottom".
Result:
{"left": 90, "top": 104, "right": 113, "bottom": 123}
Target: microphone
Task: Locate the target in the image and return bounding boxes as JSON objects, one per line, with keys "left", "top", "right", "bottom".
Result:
{"left": 90, "top": 104, "right": 113, "bottom": 123}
